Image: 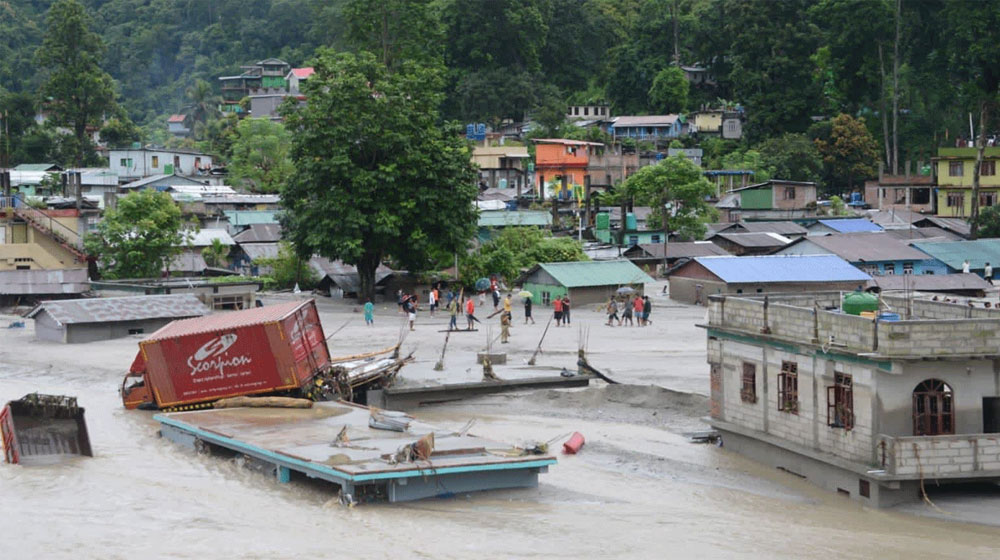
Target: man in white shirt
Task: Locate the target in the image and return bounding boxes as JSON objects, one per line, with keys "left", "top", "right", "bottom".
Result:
{"left": 962, "top": 259, "right": 971, "bottom": 274}
{"left": 986, "top": 262, "right": 993, "bottom": 283}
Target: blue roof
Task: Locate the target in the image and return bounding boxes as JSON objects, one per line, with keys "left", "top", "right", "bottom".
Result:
{"left": 693, "top": 255, "right": 872, "bottom": 284}
{"left": 816, "top": 218, "right": 883, "bottom": 233}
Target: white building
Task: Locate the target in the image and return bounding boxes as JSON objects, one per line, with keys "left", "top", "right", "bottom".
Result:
{"left": 109, "top": 148, "right": 213, "bottom": 181}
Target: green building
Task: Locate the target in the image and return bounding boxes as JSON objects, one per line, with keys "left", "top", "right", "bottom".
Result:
{"left": 521, "top": 259, "right": 654, "bottom": 307}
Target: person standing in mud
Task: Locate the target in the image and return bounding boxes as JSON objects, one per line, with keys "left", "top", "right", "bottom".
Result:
{"left": 553, "top": 295, "right": 563, "bottom": 326}
{"left": 606, "top": 297, "right": 619, "bottom": 326}
{"left": 561, "top": 295, "right": 571, "bottom": 325}
{"left": 524, "top": 294, "right": 535, "bottom": 324}
{"left": 447, "top": 296, "right": 459, "bottom": 331}
{"left": 633, "top": 295, "right": 645, "bottom": 327}
{"left": 363, "top": 299, "right": 374, "bottom": 326}
{"left": 403, "top": 294, "right": 417, "bottom": 331}
{"left": 500, "top": 311, "right": 511, "bottom": 343}
{"left": 642, "top": 295, "right": 652, "bottom": 326}
{"left": 465, "top": 296, "right": 479, "bottom": 330}
{"left": 622, "top": 296, "right": 634, "bottom": 326}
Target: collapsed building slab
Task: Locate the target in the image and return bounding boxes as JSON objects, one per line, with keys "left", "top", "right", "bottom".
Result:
{"left": 155, "top": 401, "right": 555, "bottom": 504}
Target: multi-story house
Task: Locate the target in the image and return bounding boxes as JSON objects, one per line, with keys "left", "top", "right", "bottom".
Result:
{"left": 219, "top": 58, "right": 291, "bottom": 115}
{"left": 110, "top": 148, "right": 213, "bottom": 181}
{"left": 704, "top": 292, "right": 1000, "bottom": 507}
{"left": 934, "top": 147, "right": 1000, "bottom": 217}
{"left": 715, "top": 180, "right": 818, "bottom": 223}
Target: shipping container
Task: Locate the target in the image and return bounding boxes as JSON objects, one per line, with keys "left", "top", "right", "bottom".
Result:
{"left": 121, "top": 300, "right": 333, "bottom": 410}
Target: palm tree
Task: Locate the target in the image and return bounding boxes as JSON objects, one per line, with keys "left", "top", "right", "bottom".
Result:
{"left": 185, "top": 79, "right": 221, "bottom": 128}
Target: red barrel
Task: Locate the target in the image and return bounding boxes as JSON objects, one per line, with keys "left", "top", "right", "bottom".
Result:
{"left": 562, "top": 432, "right": 585, "bottom": 454}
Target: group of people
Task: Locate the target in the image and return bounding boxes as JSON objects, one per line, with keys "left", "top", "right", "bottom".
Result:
{"left": 606, "top": 295, "right": 652, "bottom": 327}
{"left": 552, "top": 295, "right": 571, "bottom": 326}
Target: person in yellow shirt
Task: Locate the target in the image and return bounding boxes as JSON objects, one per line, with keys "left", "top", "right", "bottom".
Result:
{"left": 503, "top": 293, "right": 512, "bottom": 314}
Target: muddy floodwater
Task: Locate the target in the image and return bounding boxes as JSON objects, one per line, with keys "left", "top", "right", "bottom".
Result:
{"left": 3, "top": 290, "right": 1000, "bottom": 558}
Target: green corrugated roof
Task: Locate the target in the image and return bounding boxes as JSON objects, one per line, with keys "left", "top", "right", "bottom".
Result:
{"left": 223, "top": 210, "right": 280, "bottom": 226}
{"left": 478, "top": 210, "right": 552, "bottom": 228}
{"left": 535, "top": 260, "right": 654, "bottom": 288}
{"left": 912, "top": 239, "right": 1000, "bottom": 271}
{"left": 13, "top": 163, "right": 60, "bottom": 171}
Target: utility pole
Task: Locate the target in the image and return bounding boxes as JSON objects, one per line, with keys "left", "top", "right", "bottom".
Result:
{"left": 891, "top": 0, "right": 901, "bottom": 175}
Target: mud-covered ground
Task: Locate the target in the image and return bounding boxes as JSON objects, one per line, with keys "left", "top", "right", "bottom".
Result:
{"left": 2, "top": 282, "right": 999, "bottom": 558}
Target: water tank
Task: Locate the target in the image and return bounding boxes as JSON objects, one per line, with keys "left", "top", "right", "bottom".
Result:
{"left": 163, "top": 163, "right": 174, "bottom": 175}
{"left": 842, "top": 291, "right": 878, "bottom": 315}
{"left": 625, "top": 212, "right": 638, "bottom": 231}
{"left": 596, "top": 212, "right": 610, "bottom": 230}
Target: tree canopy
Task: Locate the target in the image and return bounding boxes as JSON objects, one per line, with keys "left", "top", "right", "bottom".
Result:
{"left": 280, "top": 50, "right": 478, "bottom": 301}
{"left": 229, "top": 118, "right": 293, "bottom": 193}
{"left": 84, "top": 190, "right": 187, "bottom": 279}
{"left": 460, "top": 227, "right": 588, "bottom": 287}
{"left": 614, "top": 154, "right": 717, "bottom": 240}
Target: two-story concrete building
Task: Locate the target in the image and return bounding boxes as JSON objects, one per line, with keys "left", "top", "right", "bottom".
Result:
{"left": 110, "top": 148, "right": 213, "bottom": 181}
{"left": 716, "top": 180, "right": 819, "bottom": 223}
{"left": 533, "top": 138, "right": 604, "bottom": 201}
{"left": 933, "top": 147, "right": 1000, "bottom": 218}
{"left": 704, "top": 292, "right": 1000, "bottom": 507}
{"left": 609, "top": 115, "right": 683, "bottom": 141}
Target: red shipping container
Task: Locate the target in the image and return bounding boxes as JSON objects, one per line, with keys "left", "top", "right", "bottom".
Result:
{"left": 123, "top": 300, "right": 331, "bottom": 409}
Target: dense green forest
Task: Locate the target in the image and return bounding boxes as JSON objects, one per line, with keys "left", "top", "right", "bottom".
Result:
{"left": 2, "top": 0, "right": 998, "bottom": 181}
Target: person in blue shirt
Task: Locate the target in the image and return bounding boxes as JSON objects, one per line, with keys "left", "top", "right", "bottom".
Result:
{"left": 363, "top": 299, "right": 374, "bottom": 325}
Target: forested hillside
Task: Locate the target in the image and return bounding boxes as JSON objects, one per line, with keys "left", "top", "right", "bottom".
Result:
{"left": 2, "top": 0, "right": 998, "bottom": 171}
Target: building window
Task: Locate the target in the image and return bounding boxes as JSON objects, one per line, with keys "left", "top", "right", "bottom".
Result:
{"left": 119, "top": 158, "right": 133, "bottom": 168}
{"left": 778, "top": 361, "right": 798, "bottom": 414}
{"left": 946, "top": 192, "right": 964, "bottom": 208}
{"left": 912, "top": 379, "right": 954, "bottom": 436}
{"left": 651, "top": 234, "right": 661, "bottom": 243}
{"left": 827, "top": 373, "right": 854, "bottom": 430}
{"left": 903, "top": 262, "right": 914, "bottom": 274}
{"left": 784, "top": 187, "right": 795, "bottom": 200}
{"left": 949, "top": 161, "right": 963, "bottom": 176}
{"left": 151, "top": 155, "right": 159, "bottom": 168}
{"left": 541, "top": 291, "right": 551, "bottom": 305}
{"left": 981, "top": 161, "right": 996, "bottom": 176}
{"left": 859, "top": 480, "right": 870, "bottom": 499}
{"left": 883, "top": 264, "right": 895, "bottom": 275}
{"left": 981, "top": 192, "right": 997, "bottom": 207}
{"left": 573, "top": 107, "right": 579, "bottom": 115}
{"left": 741, "top": 362, "right": 757, "bottom": 403}
{"left": 628, "top": 235, "right": 639, "bottom": 246}
{"left": 584, "top": 107, "right": 589, "bottom": 116}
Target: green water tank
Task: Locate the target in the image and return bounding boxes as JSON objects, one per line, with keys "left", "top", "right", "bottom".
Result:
{"left": 163, "top": 163, "right": 174, "bottom": 175}
{"left": 626, "top": 212, "right": 638, "bottom": 231}
{"left": 596, "top": 212, "right": 610, "bottom": 230}
{"left": 842, "top": 291, "right": 878, "bottom": 315}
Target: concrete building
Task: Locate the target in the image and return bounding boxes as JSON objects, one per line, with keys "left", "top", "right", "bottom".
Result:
{"left": 668, "top": 255, "right": 871, "bottom": 304}
{"left": 26, "top": 294, "right": 209, "bottom": 343}
{"left": 566, "top": 104, "right": 610, "bottom": 121}
{"left": 110, "top": 148, "right": 213, "bottom": 181}
{"left": 609, "top": 115, "right": 683, "bottom": 141}
{"left": 716, "top": 180, "right": 818, "bottom": 223}
{"left": 775, "top": 232, "right": 948, "bottom": 276}
{"left": 0, "top": 268, "right": 89, "bottom": 305}
{"left": 471, "top": 145, "right": 530, "bottom": 191}
{"left": 933, "top": 147, "right": 1000, "bottom": 218}
{"left": 0, "top": 196, "right": 90, "bottom": 274}
{"left": 90, "top": 278, "right": 261, "bottom": 310}
{"left": 521, "top": 260, "right": 654, "bottom": 307}
{"left": 703, "top": 291, "right": 1000, "bottom": 507}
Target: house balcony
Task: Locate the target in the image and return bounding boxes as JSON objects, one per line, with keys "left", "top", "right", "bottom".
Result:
{"left": 877, "top": 433, "right": 1000, "bottom": 479}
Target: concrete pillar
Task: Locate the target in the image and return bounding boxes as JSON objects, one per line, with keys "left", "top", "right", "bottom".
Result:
{"left": 584, "top": 175, "right": 591, "bottom": 228}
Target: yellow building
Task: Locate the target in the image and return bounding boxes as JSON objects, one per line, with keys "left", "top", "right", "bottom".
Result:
{"left": 0, "top": 198, "right": 88, "bottom": 271}
{"left": 934, "top": 147, "right": 1000, "bottom": 217}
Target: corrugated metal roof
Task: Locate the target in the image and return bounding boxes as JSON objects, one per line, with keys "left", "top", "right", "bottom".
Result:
{"left": 814, "top": 218, "right": 883, "bottom": 233}
{"left": 144, "top": 300, "right": 310, "bottom": 342}
{"left": 872, "top": 273, "right": 991, "bottom": 292}
{"left": 203, "top": 194, "right": 280, "bottom": 204}
{"left": 232, "top": 224, "right": 282, "bottom": 243}
{"left": 26, "top": 294, "right": 209, "bottom": 325}
{"left": 534, "top": 260, "right": 654, "bottom": 288}
{"left": 693, "top": 255, "right": 871, "bottom": 283}
{"left": 628, "top": 242, "right": 729, "bottom": 259}
{"left": 185, "top": 228, "right": 236, "bottom": 246}
{"left": 532, "top": 138, "right": 604, "bottom": 146}
{"left": 168, "top": 185, "right": 236, "bottom": 195}
{"left": 242, "top": 243, "right": 280, "bottom": 260}
{"left": 169, "top": 252, "right": 208, "bottom": 273}
{"left": 612, "top": 115, "right": 679, "bottom": 127}
{"left": 14, "top": 163, "right": 61, "bottom": 171}
{"left": 884, "top": 227, "right": 959, "bottom": 241}
{"left": 308, "top": 257, "right": 394, "bottom": 293}
{"left": 223, "top": 210, "right": 280, "bottom": 226}
{"left": 711, "top": 232, "right": 791, "bottom": 248}
{"left": 784, "top": 233, "right": 932, "bottom": 262}
{"left": 913, "top": 216, "right": 971, "bottom": 236}
{"left": 737, "top": 221, "right": 808, "bottom": 235}
{"left": 911, "top": 239, "right": 1000, "bottom": 270}
{"left": 478, "top": 211, "right": 552, "bottom": 228}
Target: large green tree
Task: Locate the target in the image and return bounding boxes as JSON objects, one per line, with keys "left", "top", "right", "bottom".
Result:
{"left": 614, "top": 154, "right": 717, "bottom": 240}
{"left": 281, "top": 50, "right": 479, "bottom": 301}
{"left": 813, "top": 114, "right": 880, "bottom": 192}
{"left": 460, "top": 227, "right": 587, "bottom": 286}
{"left": 648, "top": 66, "right": 689, "bottom": 114}
{"left": 84, "top": 190, "right": 187, "bottom": 279}
{"left": 36, "top": 0, "right": 118, "bottom": 166}
{"left": 755, "top": 133, "right": 824, "bottom": 185}
{"left": 229, "top": 118, "right": 293, "bottom": 193}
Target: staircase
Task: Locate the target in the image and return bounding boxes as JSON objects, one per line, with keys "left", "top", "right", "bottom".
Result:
{"left": 7, "top": 196, "right": 89, "bottom": 262}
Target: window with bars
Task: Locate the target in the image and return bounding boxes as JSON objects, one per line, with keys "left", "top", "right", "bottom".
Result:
{"left": 903, "top": 262, "right": 914, "bottom": 275}
{"left": 981, "top": 191, "right": 997, "bottom": 207}
{"left": 741, "top": 362, "right": 757, "bottom": 403}
{"left": 949, "top": 161, "right": 963, "bottom": 176}
{"left": 827, "top": 373, "right": 854, "bottom": 430}
{"left": 946, "top": 192, "right": 964, "bottom": 208}
{"left": 778, "top": 361, "right": 798, "bottom": 414}
{"left": 981, "top": 160, "right": 996, "bottom": 176}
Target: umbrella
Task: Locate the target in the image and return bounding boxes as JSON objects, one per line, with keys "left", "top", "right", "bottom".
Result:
{"left": 616, "top": 286, "right": 636, "bottom": 295}
{"left": 475, "top": 278, "right": 490, "bottom": 291}
{"left": 518, "top": 290, "right": 533, "bottom": 298}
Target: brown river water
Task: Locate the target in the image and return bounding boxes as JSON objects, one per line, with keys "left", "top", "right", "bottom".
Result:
{"left": 2, "top": 299, "right": 1000, "bottom": 559}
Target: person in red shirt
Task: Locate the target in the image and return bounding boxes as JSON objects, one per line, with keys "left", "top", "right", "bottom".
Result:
{"left": 553, "top": 296, "right": 563, "bottom": 326}
{"left": 633, "top": 296, "right": 645, "bottom": 326}
{"left": 465, "top": 297, "right": 479, "bottom": 330}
